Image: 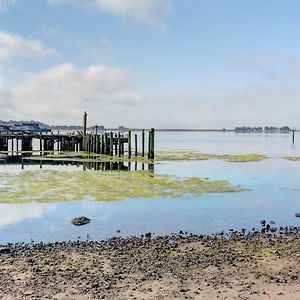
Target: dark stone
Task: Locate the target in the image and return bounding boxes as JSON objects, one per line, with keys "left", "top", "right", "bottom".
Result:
{"left": 295, "top": 213, "right": 300, "bottom": 218}
{"left": 71, "top": 216, "right": 91, "bottom": 226}
{"left": 260, "top": 220, "right": 266, "bottom": 227}
{"left": 0, "top": 248, "right": 10, "bottom": 254}
{"left": 145, "top": 232, "right": 152, "bottom": 239}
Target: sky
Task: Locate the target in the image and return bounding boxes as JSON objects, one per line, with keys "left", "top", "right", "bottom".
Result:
{"left": 0, "top": 0, "right": 300, "bottom": 128}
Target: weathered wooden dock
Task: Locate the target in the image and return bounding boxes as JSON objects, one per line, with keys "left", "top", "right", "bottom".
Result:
{"left": 0, "top": 112, "right": 155, "bottom": 160}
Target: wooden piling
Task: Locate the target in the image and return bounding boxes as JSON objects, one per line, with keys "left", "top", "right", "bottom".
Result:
{"left": 10, "top": 138, "right": 13, "bottom": 154}
{"left": 110, "top": 132, "right": 114, "bottom": 156}
{"left": 128, "top": 131, "right": 132, "bottom": 158}
{"left": 148, "top": 130, "right": 151, "bottom": 159}
{"left": 135, "top": 134, "right": 138, "bottom": 156}
{"left": 118, "top": 133, "right": 121, "bottom": 157}
{"left": 150, "top": 128, "right": 155, "bottom": 159}
{"left": 142, "top": 130, "right": 145, "bottom": 157}
{"left": 83, "top": 111, "right": 87, "bottom": 151}
{"left": 292, "top": 130, "right": 295, "bottom": 143}
{"left": 114, "top": 133, "right": 118, "bottom": 156}
{"left": 147, "top": 128, "right": 155, "bottom": 159}
{"left": 40, "top": 132, "right": 43, "bottom": 154}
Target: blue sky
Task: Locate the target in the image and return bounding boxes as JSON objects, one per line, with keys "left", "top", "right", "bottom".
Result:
{"left": 0, "top": 0, "right": 300, "bottom": 128}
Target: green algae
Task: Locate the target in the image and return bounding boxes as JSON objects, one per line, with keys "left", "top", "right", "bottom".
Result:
{"left": 217, "top": 154, "right": 266, "bottom": 162}
{"left": 156, "top": 151, "right": 266, "bottom": 162}
{"left": 0, "top": 170, "right": 246, "bottom": 203}
{"left": 283, "top": 156, "right": 300, "bottom": 161}
{"left": 1, "top": 150, "right": 266, "bottom": 163}
{"left": 156, "top": 151, "right": 213, "bottom": 161}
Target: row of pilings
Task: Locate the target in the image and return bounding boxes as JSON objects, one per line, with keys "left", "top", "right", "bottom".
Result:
{"left": 0, "top": 129, "right": 155, "bottom": 159}
{"left": 83, "top": 128, "right": 155, "bottom": 159}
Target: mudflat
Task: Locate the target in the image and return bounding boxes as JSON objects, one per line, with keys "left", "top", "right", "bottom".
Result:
{"left": 0, "top": 227, "right": 299, "bottom": 299}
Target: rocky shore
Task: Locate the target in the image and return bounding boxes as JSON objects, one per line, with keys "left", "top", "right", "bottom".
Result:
{"left": 0, "top": 225, "right": 300, "bottom": 299}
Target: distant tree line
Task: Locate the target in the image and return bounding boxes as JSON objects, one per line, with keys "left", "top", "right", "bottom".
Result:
{"left": 235, "top": 126, "right": 291, "bottom": 133}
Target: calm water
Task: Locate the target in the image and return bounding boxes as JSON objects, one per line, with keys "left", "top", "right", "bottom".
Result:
{"left": 0, "top": 131, "right": 299, "bottom": 244}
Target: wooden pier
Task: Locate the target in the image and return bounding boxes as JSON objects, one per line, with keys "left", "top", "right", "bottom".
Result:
{"left": 0, "top": 112, "right": 155, "bottom": 160}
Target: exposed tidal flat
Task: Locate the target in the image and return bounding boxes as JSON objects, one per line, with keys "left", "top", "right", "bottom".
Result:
{"left": 0, "top": 226, "right": 300, "bottom": 299}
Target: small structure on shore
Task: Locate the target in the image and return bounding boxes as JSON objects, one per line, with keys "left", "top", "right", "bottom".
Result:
{"left": 0, "top": 122, "right": 51, "bottom": 133}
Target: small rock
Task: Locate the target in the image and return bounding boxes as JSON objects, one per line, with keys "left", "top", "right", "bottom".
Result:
{"left": 260, "top": 220, "right": 266, "bottom": 226}
{"left": 0, "top": 248, "right": 10, "bottom": 254}
{"left": 295, "top": 213, "right": 300, "bottom": 218}
{"left": 145, "top": 232, "right": 152, "bottom": 239}
{"left": 71, "top": 216, "right": 91, "bottom": 226}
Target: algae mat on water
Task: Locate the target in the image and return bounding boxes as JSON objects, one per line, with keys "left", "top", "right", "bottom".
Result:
{"left": 156, "top": 151, "right": 266, "bottom": 162}
{"left": 18, "top": 151, "right": 266, "bottom": 163}
{"left": 283, "top": 156, "right": 300, "bottom": 161}
{"left": 0, "top": 170, "right": 246, "bottom": 203}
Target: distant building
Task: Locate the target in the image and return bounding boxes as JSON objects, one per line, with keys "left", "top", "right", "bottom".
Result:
{"left": 0, "top": 122, "right": 51, "bottom": 133}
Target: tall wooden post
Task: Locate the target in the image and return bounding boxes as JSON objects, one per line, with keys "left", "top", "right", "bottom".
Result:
{"left": 83, "top": 111, "right": 87, "bottom": 151}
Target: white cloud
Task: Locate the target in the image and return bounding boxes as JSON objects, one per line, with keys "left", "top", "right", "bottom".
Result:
{"left": 1, "top": 62, "right": 300, "bottom": 128}
{"left": 0, "top": 30, "right": 57, "bottom": 62}
{"left": 0, "top": 63, "right": 137, "bottom": 125}
{"left": 94, "top": 0, "right": 173, "bottom": 29}
{"left": 0, "top": 0, "right": 16, "bottom": 11}
{"left": 47, "top": 0, "right": 174, "bottom": 29}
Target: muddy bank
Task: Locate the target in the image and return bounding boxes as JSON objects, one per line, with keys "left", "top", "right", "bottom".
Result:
{"left": 0, "top": 227, "right": 300, "bottom": 299}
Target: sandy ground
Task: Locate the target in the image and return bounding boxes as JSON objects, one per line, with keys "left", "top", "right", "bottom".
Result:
{"left": 0, "top": 226, "right": 299, "bottom": 299}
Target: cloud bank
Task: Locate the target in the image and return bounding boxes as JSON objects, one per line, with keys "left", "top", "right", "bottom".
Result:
{"left": 0, "top": 30, "right": 57, "bottom": 62}
{"left": 1, "top": 62, "right": 300, "bottom": 128}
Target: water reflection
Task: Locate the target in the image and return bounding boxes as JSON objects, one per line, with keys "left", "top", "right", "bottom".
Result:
{"left": 0, "top": 155, "right": 154, "bottom": 172}
{"left": 0, "top": 203, "right": 57, "bottom": 229}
